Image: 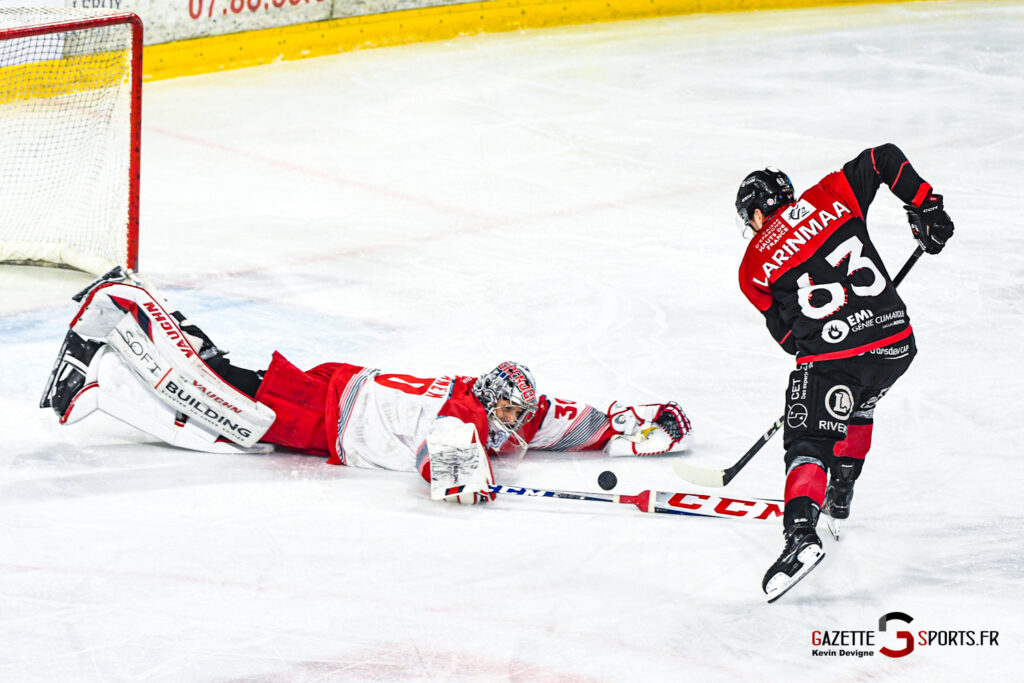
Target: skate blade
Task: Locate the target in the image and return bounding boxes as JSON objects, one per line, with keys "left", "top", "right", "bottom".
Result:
{"left": 825, "top": 514, "right": 840, "bottom": 541}
{"left": 765, "top": 547, "right": 826, "bottom": 604}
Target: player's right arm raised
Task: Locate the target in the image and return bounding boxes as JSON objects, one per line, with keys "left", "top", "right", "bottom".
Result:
{"left": 841, "top": 143, "right": 954, "bottom": 254}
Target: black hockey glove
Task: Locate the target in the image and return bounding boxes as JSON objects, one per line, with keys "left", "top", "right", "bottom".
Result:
{"left": 905, "top": 193, "right": 954, "bottom": 254}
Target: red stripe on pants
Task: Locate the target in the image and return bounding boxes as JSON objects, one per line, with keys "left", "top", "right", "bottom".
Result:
{"left": 833, "top": 423, "right": 873, "bottom": 460}
{"left": 785, "top": 463, "right": 827, "bottom": 506}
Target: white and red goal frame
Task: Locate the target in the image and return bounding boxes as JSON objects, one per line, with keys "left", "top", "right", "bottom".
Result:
{"left": 0, "top": 10, "right": 142, "bottom": 273}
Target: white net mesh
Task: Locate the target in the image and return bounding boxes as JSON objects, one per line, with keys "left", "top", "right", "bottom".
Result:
{"left": 0, "top": 9, "right": 138, "bottom": 274}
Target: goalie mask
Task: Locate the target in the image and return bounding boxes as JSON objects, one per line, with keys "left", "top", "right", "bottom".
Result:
{"left": 473, "top": 361, "right": 539, "bottom": 452}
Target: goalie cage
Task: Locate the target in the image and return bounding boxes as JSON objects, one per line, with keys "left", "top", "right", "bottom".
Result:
{"left": 0, "top": 8, "right": 141, "bottom": 274}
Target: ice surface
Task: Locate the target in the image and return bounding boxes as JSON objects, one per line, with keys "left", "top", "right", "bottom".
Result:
{"left": 2, "top": 1, "right": 1022, "bottom": 679}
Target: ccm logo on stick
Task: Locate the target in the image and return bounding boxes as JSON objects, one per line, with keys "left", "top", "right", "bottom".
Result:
{"left": 665, "top": 493, "right": 782, "bottom": 520}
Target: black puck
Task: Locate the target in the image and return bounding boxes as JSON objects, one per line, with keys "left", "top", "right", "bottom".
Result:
{"left": 598, "top": 470, "right": 617, "bottom": 491}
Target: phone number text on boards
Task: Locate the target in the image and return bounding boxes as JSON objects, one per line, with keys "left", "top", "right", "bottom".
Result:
{"left": 189, "top": 0, "right": 325, "bottom": 20}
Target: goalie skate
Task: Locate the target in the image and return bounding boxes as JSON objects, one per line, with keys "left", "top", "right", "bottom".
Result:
{"left": 40, "top": 330, "right": 105, "bottom": 422}
{"left": 762, "top": 525, "right": 825, "bottom": 603}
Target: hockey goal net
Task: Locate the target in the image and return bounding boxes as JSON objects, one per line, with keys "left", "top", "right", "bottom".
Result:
{"left": 0, "top": 8, "right": 141, "bottom": 274}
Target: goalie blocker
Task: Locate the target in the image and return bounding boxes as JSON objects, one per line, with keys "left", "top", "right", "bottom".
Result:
{"left": 41, "top": 271, "right": 694, "bottom": 504}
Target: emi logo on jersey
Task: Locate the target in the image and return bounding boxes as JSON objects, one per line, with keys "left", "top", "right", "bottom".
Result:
{"left": 825, "top": 386, "right": 854, "bottom": 421}
{"left": 821, "top": 319, "right": 850, "bottom": 344}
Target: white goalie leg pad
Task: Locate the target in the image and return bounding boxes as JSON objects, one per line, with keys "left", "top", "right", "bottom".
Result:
{"left": 62, "top": 385, "right": 100, "bottom": 426}
{"left": 69, "top": 281, "right": 275, "bottom": 448}
{"left": 427, "top": 418, "right": 496, "bottom": 504}
{"left": 92, "top": 350, "right": 271, "bottom": 454}
{"left": 605, "top": 401, "right": 691, "bottom": 456}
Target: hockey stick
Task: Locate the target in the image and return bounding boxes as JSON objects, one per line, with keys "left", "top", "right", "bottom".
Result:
{"left": 489, "top": 484, "right": 782, "bottom": 522}
{"left": 673, "top": 245, "right": 926, "bottom": 488}
{"left": 892, "top": 244, "right": 924, "bottom": 285}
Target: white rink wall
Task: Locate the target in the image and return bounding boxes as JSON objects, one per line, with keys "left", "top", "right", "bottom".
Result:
{"left": 1, "top": 1, "right": 1022, "bottom": 680}
{"left": 46, "top": 0, "right": 518, "bottom": 44}
{"left": 11, "top": 0, "right": 932, "bottom": 45}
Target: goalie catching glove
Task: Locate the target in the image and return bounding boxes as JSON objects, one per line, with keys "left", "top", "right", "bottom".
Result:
{"left": 426, "top": 418, "right": 497, "bottom": 505}
{"left": 606, "top": 401, "right": 692, "bottom": 456}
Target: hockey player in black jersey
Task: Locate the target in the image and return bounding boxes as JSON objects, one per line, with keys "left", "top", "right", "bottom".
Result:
{"left": 734, "top": 144, "right": 954, "bottom": 602}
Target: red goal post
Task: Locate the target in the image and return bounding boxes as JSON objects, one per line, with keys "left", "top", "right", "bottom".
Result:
{"left": 0, "top": 9, "right": 141, "bottom": 274}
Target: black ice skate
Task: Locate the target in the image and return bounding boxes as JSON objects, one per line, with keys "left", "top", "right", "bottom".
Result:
{"left": 39, "top": 330, "right": 105, "bottom": 420}
{"left": 762, "top": 523, "right": 825, "bottom": 603}
{"left": 823, "top": 480, "right": 854, "bottom": 540}
{"left": 823, "top": 460, "right": 859, "bottom": 541}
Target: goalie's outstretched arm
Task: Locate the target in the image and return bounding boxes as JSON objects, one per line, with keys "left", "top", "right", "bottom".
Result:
{"left": 525, "top": 397, "right": 693, "bottom": 456}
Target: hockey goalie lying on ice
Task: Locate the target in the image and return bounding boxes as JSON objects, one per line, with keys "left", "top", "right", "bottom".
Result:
{"left": 40, "top": 270, "right": 692, "bottom": 505}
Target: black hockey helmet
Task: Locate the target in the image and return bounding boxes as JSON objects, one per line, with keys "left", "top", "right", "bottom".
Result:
{"left": 735, "top": 167, "right": 795, "bottom": 230}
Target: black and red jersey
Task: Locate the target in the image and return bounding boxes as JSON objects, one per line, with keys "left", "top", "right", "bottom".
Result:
{"left": 739, "top": 144, "right": 933, "bottom": 364}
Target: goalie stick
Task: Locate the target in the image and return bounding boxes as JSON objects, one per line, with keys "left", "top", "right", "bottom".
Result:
{"left": 673, "top": 246, "right": 925, "bottom": 488}
{"left": 489, "top": 484, "right": 782, "bottom": 522}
